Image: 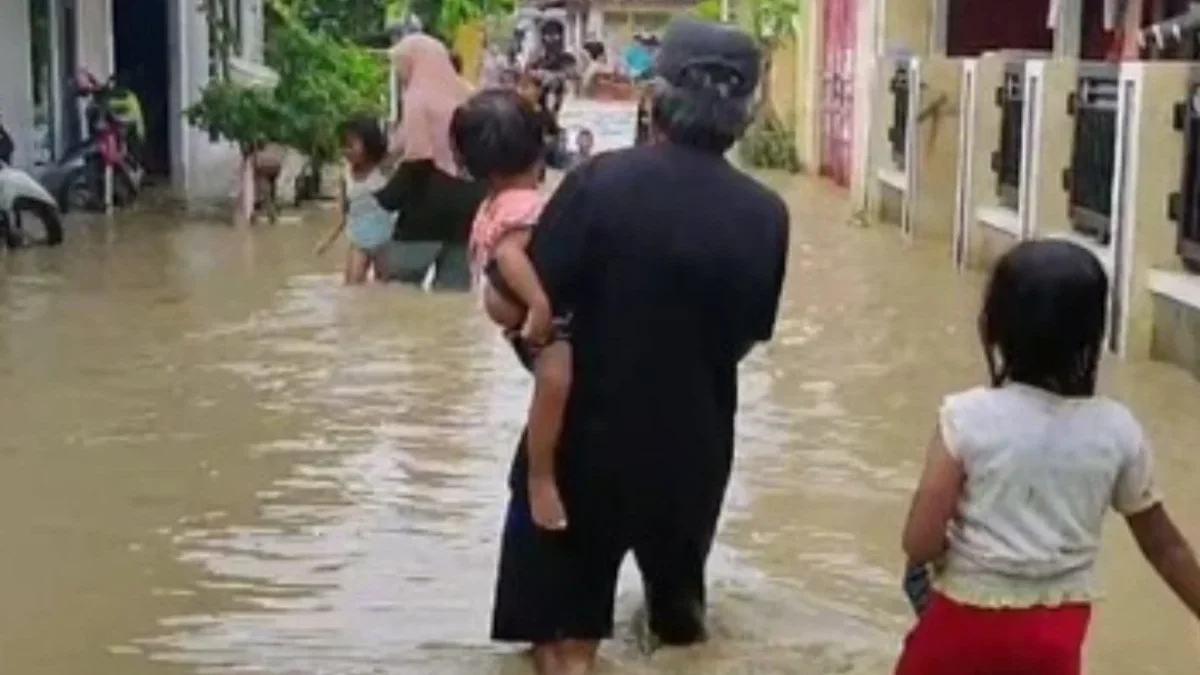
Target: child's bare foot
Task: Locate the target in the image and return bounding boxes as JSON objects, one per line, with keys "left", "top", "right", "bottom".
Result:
{"left": 530, "top": 476, "right": 568, "bottom": 530}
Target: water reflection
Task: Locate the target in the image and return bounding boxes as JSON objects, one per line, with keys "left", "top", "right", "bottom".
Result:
{"left": 0, "top": 181, "right": 1197, "bottom": 675}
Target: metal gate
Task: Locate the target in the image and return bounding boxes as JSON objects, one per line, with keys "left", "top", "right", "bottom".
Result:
{"left": 819, "top": 0, "right": 856, "bottom": 186}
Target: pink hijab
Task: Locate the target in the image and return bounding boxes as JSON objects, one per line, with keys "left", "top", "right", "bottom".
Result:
{"left": 390, "top": 34, "right": 471, "bottom": 176}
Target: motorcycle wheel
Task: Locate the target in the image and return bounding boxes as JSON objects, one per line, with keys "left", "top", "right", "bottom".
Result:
{"left": 58, "top": 164, "right": 137, "bottom": 213}
{"left": 7, "top": 197, "right": 64, "bottom": 248}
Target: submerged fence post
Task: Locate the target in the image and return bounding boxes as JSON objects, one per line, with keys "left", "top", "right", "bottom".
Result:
{"left": 104, "top": 165, "right": 113, "bottom": 215}
{"left": 953, "top": 59, "right": 978, "bottom": 271}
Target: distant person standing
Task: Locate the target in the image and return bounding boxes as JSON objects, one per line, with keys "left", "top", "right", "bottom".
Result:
{"left": 373, "top": 34, "right": 485, "bottom": 290}
{"left": 491, "top": 18, "right": 788, "bottom": 675}
{"left": 622, "top": 34, "right": 654, "bottom": 80}
{"left": 566, "top": 128, "right": 595, "bottom": 169}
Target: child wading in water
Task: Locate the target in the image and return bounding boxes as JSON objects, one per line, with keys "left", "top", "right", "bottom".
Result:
{"left": 897, "top": 239, "right": 1200, "bottom": 675}
{"left": 315, "top": 116, "right": 393, "bottom": 284}
{"left": 451, "top": 89, "right": 570, "bottom": 530}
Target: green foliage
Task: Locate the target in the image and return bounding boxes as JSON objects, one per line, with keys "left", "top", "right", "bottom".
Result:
{"left": 185, "top": 81, "right": 285, "bottom": 156}
{"left": 267, "top": 21, "right": 388, "bottom": 166}
{"left": 269, "top": 0, "right": 391, "bottom": 42}
{"left": 438, "top": 0, "right": 514, "bottom": 38}
{"left": 188, "top": 9, "right": 386, "bottom": 170}
{"left": 745, "top": 0, "right": 800, "bottom": 51}
{"left": 691, "top": 0, "right": 723, "bottom": 21}
{"left": 738, "top": 115, "right": 802, "bottom": 173}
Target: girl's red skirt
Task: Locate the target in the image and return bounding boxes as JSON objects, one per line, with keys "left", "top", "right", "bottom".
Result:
{"left": 895, "top": 593, "right": 1091, "bottom": 675}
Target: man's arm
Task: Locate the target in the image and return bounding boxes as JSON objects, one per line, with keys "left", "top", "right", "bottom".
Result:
{"left": 737, "top": 199, "right": 790, "bottom": 359}
{"left": 753, "top": 200, "right": 791, "bottom": 342}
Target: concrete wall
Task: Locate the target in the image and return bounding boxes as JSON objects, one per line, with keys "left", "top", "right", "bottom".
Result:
{"left": 964, "top": 53, "right": 1017, "bottom": 269}
{"left": 769, "top": 37, "right": 799, "bottom": 125}
{"left": 171, "top": 0, "right": 268, "bottom": 203}
{"left": 793, "top": 0, "right": 821, "bottom": 171}
{"left": 0, "top": 1, "right": 36, "bottom": 169}
{"left": 1027, "top": 59, "right": 1075, "bottom": 237}
{"left": 1126, "top": 64, "right": 1195, "bottom": 364}
{"left": 909, "top": 57, "right": 962, "bottom": 244}
{"left": 77, "top": 0, "right": 114, "bottom": 77}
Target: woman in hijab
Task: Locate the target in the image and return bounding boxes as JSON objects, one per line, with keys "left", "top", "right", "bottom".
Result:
{"left": 374, "top": 34, "right": 486, "bottom": 290}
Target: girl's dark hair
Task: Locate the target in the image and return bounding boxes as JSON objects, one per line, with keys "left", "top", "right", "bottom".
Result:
{"left": 979, "top": 239, "right": 1109, "bottom": 397}
{"left": 337, "top": 115, "right": 388, "bottom": 165}
{"left": 450, "top": 88, "right": 544, "bottom": 181}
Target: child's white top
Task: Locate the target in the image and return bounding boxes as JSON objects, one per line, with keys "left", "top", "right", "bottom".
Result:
{"left": 344, "top": 167, "right": 393, "bottom": 251}
{"left": 934, "top": 383, "right": 1160, "bottom": 608}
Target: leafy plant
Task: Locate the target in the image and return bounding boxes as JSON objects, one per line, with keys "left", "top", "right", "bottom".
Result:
{"left": 185, "top": 81, "right": 285, "bottom": 157}
{"left": 691, "top": 0, "right": 723, "bottom": 21}
{"left": 738, "top": 115, "right": 802, "bottom": 173}
{"left": 268, "top": 0, "right": 393, "bottom": 42}
{"left": 191, "top": 1, "right": 388, "bottom": 204}
{"left": 691, "top": 0, "right": 804, "bottom": 171}
{"left": 266, "top": 20, "right": 388, "bottom": 169}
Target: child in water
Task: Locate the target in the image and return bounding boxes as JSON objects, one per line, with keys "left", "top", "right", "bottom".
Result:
{"left": 450, "top": 88, "right": 570, "bottom": 531}
{"left": 315, "top": 116, "right": 393, "bottom": 284}
{"left": 896, "top": 239, "right": 1200, "bottom": 675}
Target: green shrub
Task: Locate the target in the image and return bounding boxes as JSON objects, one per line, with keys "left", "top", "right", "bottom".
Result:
{"left": 738, "top": 115, "right": 802, "bottom": 173}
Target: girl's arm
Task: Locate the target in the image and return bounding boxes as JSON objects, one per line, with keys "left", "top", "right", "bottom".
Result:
{"left": 901, "top": 428, "right": 964, "bottom": 565}
{"left": 1127, "top": 505, "right": 1200, "bottom": 620}
{"left": 315, "top": 179, "right": 348, "bottom": 254}
{"left": 493, "top": 230, "right": 553, "bottom": 342}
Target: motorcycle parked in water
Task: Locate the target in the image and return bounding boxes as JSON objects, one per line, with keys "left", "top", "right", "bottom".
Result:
{"left": 0, "top": 118, "right": 65, "bottom": 249}
{"left": 46, "top": 70, "right": 145, "bottom": 213}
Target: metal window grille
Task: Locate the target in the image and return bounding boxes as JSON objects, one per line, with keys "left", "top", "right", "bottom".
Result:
{"left": 1063, "top": 63, "right": 1119, "bottom": 245}
{"left": 991, "top": 63, "right": 1024, "bottom": 210}
{"left": 1169, "top": 77, "right": 1200, "bottom": 273}
{"left": 887, "top": 61, "right": 910, "bottom": 170}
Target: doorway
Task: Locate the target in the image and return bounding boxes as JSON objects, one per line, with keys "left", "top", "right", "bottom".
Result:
{"left": 112, "top": 0, "right": 171, "bottom": 178}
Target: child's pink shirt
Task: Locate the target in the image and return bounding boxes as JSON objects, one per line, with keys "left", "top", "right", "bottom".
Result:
{"left": 468, "top": 188, "right": 545, "bottom": 269}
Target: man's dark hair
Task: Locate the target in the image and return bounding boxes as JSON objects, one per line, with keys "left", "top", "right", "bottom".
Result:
{"left": 337, "top": 115, "right": 388, "bottom": 165}
{"left": 649, "top": 18, "right": 760, "bottom": 154}
{"left": 648, "top": 74, "right": 755, "bottom": 153}
{"left": 450, "top": 88, "right": 544, "bottom": 181}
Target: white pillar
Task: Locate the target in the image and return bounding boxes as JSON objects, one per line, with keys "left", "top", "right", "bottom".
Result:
{"left": 1052, "top": 0, "right": 1082, "bottom": 58}
{"left": 0, "top": 0, "right": 36, "bottom": 168}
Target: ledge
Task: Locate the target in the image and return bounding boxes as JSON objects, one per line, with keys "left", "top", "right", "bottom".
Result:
{"left": 1149, "top": 269, "right": 1200, "bottom": 312}
{"left": 876, "top": 167, "right": 908, "bottom": 193}
{"left": 976, "top": 205, "right": 1021, "bottom": 237}
{"left": 1043, "top": 231, "right": 1113, "bottom": 277}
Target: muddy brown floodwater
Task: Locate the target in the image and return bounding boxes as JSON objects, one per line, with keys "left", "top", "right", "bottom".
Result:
{"left": 1, "top": 177, "right": 1198, "bottom": 675}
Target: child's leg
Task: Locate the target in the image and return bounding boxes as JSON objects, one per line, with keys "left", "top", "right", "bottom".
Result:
{"left": 266, "top": 175, "right": 279, "bottom": 224}
{"left": 527, "top": 340, "right": 572, "bottom": 530}
{"left": 344, "top": 247, "right": 371, "bottom": 285}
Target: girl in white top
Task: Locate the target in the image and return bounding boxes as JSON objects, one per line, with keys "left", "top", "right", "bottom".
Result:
{"left": 896, "top": 240, "right": 1200, "bottom": 675}
{"left": 315, "top": 117, "right": 393, "bottom": 284}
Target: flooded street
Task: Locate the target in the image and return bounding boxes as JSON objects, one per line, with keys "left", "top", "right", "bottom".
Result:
{"left": 1, "top": 177, "right": 1198, "bottom": 675}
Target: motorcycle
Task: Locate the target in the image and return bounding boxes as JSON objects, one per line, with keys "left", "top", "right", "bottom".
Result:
{"left": 45, "top": 70, "right": 144, "bottom": 213}
{"left": 0, "top": 118, "right": 65, "bottom": 249}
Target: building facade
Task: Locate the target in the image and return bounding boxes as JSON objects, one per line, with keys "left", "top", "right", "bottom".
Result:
{"left": 0, "top": 0, "right": 268, "bottom": 202}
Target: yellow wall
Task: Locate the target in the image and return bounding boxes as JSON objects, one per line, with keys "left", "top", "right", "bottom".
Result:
{"left": 881, "top": 0, "right": 930, "bottom": 54}
{"left": 768, "top": 37, "right": 799, "bottom": 125}
{"left": 454, "top": 21, "right": 484, "bottom": 85}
